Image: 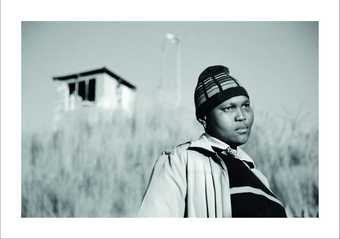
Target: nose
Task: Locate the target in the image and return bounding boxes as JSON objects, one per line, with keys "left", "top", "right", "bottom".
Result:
{"left": 235, "top": 108, "right": 246, "bottom": 121}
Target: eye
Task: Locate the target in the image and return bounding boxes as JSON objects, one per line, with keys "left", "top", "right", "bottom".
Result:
{"left": 242, "top": 102, "right": 250, "bottom": 108}
{"left": 222, "top": 105, "right": 235, "bottom": 112}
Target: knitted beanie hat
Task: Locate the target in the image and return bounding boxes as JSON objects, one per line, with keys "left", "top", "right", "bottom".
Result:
{"left": 194, "top": 65, "right": 249, "bottom": 120}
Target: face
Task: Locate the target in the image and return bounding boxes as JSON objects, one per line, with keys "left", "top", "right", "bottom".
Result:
{"left": 205, "top": 95, "right": 254, "bottom": 148}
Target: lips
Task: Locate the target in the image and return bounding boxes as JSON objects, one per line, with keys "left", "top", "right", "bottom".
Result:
{"left": 235, "top": 127, "right": 248, "bottom": 134}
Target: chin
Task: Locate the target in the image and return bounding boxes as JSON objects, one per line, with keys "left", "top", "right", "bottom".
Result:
{"left": 233, "top": 137, "right": 249, "bottom": 146}
{"left": 236, "top": 141, "right": 247, "bottom": 146}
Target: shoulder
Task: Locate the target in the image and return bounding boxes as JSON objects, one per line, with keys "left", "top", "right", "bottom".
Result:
{"left": 174, "top": 141, "right": 192, "bottom": 155}
{"left": 148, "top": 141, "right": 193, "bottom": 186}
{"left": 164, "top": 138, "right": 211, "bottom": 157}
{"left": 159, "top": 141, "right": 192, "bottom": 163}
{"left": 159, "top": 137, "right": 208, "bottom": 163}
{"left": 157, "top": 134, "right": 214, "bottom": 167}
{"left": 160, "top": 139, "right": 212, "bottom": 169}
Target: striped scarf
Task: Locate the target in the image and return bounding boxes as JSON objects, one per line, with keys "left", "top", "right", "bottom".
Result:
{"left": 212, "top": 146, "right": 287, "bottom": 217}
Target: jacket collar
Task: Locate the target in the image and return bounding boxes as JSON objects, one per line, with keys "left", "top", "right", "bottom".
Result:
{"left": 188, "top": 133, "right": 254, "bottom": 164}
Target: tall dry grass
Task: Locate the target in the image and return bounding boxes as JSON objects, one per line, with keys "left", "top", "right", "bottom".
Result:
{"left": 243, "top": 112, "right": 318, "bottom": 217}
{"left": 22, "top": 104, "right": 318, "bottom": 217}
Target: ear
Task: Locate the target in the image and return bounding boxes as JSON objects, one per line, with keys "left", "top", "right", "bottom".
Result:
{"left": 198, "top": 116, "right": 207, "bottom": 129}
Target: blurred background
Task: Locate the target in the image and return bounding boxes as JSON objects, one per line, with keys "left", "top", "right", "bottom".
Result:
{"left": 22, "top": 21, "right": 318, "bottom": 217}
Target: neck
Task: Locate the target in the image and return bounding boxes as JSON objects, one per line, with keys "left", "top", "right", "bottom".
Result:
{"left": 204, "top": 132, "right": 238, "bottom": 150}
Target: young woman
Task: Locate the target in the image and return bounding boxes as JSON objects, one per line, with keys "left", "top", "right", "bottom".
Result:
{"left": 139, "top": 65, "right": 287, "bottom": 217}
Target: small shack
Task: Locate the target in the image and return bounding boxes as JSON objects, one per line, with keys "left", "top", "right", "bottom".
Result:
{"left": 53, "top": 67, "right": 137, "bottom": 118}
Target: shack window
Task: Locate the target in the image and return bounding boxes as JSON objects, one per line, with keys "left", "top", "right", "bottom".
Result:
{"left": 68, "top": 82, "right": 75, "bottom": 95}
{"left": 78, "top": 81, "right": 86, "bottom": 100}
{"left": 68, "top": 78, "right": 96, "bottom": 102}
{"left": 88, "top": 78, "right": 96, "bottom": 101}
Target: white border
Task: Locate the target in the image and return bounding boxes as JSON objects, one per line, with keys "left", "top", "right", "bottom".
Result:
{"left": 1, "top": 0, "right": 339, "bottom": 238}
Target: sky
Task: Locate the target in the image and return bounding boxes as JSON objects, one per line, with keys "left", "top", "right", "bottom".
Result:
{"left": 22, "top": 21, "right": 318, "bottom": 132}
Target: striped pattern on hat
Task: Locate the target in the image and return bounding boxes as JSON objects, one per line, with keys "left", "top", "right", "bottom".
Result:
{"left": 194, "top": 65, "right": 249, "bottom": 120}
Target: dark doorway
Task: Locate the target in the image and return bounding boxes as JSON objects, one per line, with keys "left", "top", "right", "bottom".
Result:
{"left": 68, "top": 82, "right": 75, "bottom": 95}
{"left": 78, "top": 81, "right": 86, "bottom": 100}
{"left": 68, "top": 78, "right": 96, "bottom": 102}
{"left": 88, "top": 78, "right": 96, "bottom": 102}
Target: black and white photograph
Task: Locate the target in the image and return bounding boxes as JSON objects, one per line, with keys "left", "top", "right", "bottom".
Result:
{"left": 21, "top": 21, "right": 318, "bottom": 218}
{"left": 1, "top": 0, "right": 339, "bottom": 238}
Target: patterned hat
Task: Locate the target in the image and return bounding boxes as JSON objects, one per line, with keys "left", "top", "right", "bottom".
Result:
{"left": 194, "top": 65, "right": 249, "bottom": 120}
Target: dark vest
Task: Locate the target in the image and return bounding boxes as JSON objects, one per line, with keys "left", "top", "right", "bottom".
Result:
{"left": 212, "top": 147, "right": 287, "bottom": 217}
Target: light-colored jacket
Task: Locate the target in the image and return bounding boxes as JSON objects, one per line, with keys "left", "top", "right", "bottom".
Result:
{"left": 138, "top": 134, "right": 270, "bottom": 217}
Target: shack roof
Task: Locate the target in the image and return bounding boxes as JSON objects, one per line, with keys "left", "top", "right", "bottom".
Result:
{"left": 53, "top": 67, "right": 136, "bottom": 90}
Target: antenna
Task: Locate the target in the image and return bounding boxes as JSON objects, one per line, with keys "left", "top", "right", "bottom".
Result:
{"left": 161, "top": 33, "right": 182, "bottom": 108}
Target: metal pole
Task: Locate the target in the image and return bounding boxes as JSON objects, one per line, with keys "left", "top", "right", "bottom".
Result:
{"left": 162, "top": 33, "right": 182, "bottom": 108}
{"left": 160, "top": 38, "right": 167, "bottom": 92}
{"left": 176, "top": 40, "right": 181, "bottom": 108}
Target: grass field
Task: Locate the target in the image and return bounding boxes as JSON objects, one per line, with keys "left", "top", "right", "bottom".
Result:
{"left": 22, "top": 104, "right": 318, "bottom": 217}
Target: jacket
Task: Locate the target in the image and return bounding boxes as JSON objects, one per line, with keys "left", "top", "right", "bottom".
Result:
{"left": 138, "top": 133, "right": 272, "bottom": 217}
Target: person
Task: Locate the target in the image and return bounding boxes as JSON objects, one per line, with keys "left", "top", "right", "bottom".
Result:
{"left": 139, "top": 65, "right": 287, "bottom": 217}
